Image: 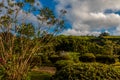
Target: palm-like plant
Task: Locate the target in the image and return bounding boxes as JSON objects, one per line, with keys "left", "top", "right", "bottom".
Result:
{"left": 0, "top": 0, "right": 66, "bottom": 79}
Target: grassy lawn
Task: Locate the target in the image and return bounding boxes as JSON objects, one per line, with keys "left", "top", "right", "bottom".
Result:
{"left": 30, "top": 71, "right": 52, "bottom": 80}
{"left": 30, "top": 67, "right": 56, "bottom": 80}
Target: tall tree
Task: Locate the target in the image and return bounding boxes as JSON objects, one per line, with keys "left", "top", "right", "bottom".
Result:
{"left": 0, "top": 0, "right": 66, "bottom": 79}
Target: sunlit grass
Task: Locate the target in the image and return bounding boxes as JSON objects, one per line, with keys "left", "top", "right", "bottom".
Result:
{"left": 30, "top": 71, "right": 52, "bottom": 80}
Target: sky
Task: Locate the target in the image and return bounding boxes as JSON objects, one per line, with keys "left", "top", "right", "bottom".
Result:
{"left": 1, "top": 0, "right": 120, "bottom": 36}
{"left": 38, "top": 0, "right": 120, "bottom": 36}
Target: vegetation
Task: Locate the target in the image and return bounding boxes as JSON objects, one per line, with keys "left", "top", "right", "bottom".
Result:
{"left": 79, "top": 53, "right": 96, "bottom": 62}
{"left": 53, "top": 63, "right": 120, "bottom": 80}
{"left": 1, "top": 0, "right": 120, "bottom": 80}
{"left": 0, "top": 0, "right": 65, "bottom": 80}
{"left": 30, "top": 71, "right": 52, "bottom": 80}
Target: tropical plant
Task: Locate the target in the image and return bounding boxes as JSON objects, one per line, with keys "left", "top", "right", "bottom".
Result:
{"left": 0, "top": 0, "right": 66, "bottom": 79}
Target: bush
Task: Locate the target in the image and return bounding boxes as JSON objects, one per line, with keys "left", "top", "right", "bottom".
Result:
{"left": 96, "top": 54, "right": 119, "bottom": 64}
{"left": 49, "top": 55, "right": 61, "bottom": 63}
{"left": 40, "top": 55, "right": 53, "bottom": 66}
{"left": 29, "top": 55, "right": 42, "bottom": 68}
{"left": 117, "top": 55, "right": 120, "bottom": 61}
{"left": 55, "top": 60, "right": 74, "bottom": 70}
{"left": 49, "top": 53, "right": 72, "bottom": 64}
{"left": 53, "top": 63, "right": 120, "bottom": 80}
{"left": 66, "top": 52, "right": 80, "bottom": 63}
{"left": 59, "top": 53, "right": 71, "bottom": 60}
{"left": 79, "top": 53, "right": 96, "bottom": 62}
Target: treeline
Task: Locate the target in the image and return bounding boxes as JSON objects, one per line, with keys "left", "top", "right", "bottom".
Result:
{"left": 50, "top": 35, "right": 120, "bottom": 80}
{"left": 53, "top": 35, "right": 120, "bottom": 55}
{"left": 37, "top": 34, "right": 120, "bottom": 66}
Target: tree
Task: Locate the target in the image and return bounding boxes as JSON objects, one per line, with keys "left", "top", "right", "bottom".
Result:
{"left": 0, "top": 0, "right": 66, "bottom": 79}
{"left": 99, "top": 32, "right": 110, "bottom": 38}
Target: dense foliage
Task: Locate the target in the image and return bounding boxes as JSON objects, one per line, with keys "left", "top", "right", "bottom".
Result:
{"left": 0, "top": 0, "right": 65, "bottom": 79}
{"left": 79, "top": 53, "right": 96, "bottom": 62}
{"left": 53, "top": 35, "right": 120, "bottom": 56}
{"left": 53, "top": 63, "right": 120, "bottom": 80}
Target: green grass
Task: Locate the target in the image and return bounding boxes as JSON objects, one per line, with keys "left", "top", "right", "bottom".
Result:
{"left": 103, "top": 36, "right": 120, "bottom": 39}
{"left": 30, "top": 71, "right": 52, "bottom": 80}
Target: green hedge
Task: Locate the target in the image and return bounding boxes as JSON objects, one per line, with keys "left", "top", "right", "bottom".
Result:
{"left": 53, "top": 63, "right": 120, "bottom": 80}
{"left": 96, "top": 55, "right": 119, "bottom": 64}
{"left": 79, "top": 53, "right": 96, "bottom": 62}
{"left": 55, "top": 60, "right": 74, "bottom": 70}
{"left": 49, "top": 54, "right": 72, "bottom": 64}
{"left": 49, "top": 55, "right": 61, "bottom": 63}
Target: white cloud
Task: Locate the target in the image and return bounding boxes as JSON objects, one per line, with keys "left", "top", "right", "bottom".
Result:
{"left": 113, "top": 25, "right": 120, "bottom": 35}
{"left": 62, "top": 29, "right": 101, "bottom": 36}
{"left": 55, "top": 0, "right": 120, "bottom": 36}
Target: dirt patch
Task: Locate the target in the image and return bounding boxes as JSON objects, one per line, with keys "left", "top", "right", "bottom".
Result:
{"left": 32, "top": 66, "right": 56, "bottom": 75}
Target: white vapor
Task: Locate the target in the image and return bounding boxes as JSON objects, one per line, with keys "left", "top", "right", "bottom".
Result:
{"left": 55, "top": 0, "right": 120, "bottom": 36}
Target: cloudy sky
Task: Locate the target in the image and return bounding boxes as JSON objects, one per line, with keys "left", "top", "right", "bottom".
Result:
{"left": 38, "top": 0, "right": 120, "bottom": 36}
{"left": 1, "top": 0, "right": 120, "bottom": 36}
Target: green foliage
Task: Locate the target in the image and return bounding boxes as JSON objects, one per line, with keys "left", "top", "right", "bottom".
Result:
{"left": 29, "top": 55, "right": 42, "bottom": 68}
{"left": 30, "top": 71, "right": 52, "bottom": 80}
{"left": 54, "top": 35, "right": 120, "bottom": 55}
{"left": 66, "top": 52, "right": 80, "bottom": 62}
{"left": 0, "top": 0, "right": 66, "bottom": 79}
{"left": 25, "top": 0, "right": 35, "bottom": 4}
{"left": 79, "top": 53, "right": 96, "bottom": 62}
{"left": 40, "top": 54, "right": 53, "bottom": 66}
{"left": 0, "top": 67, "right": 5, "bottom": 80}
{"left": 49, "top": 53, "right": 72, "bottom": 64}
{"left": 96, "top": 54, "right": 119, "bottom": 64}
{"left": 101, "top": 40, "right": 114, "bottom": 55}
{"left": 55, "top": 60, "right": 74, "bottom": 70}
{"left": 53, "top": 63, "right": 120, "bottom": 80}
{"left": 49, "top": 55, "right": 61, "bottom": 63}
{"left": 59, "top": 52, "right": 72, "bottom": 60}
{"left": 114, "top": 44, "right": 120, "bottom": 55}
{"left": 54, "top": 35, "right": 95, "bottom": 53}
{"left": 99, "top": 32, "right": 110, "bottom": 38}
{"left": 18, "top": 23, "right": 35, "bottom": 38}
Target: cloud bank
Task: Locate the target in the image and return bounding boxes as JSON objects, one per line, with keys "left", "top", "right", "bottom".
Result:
{"left": 55, "top": 0, "right": 120, "bottom": 36}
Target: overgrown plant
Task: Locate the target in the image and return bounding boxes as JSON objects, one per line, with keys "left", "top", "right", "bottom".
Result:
{"left": 0, "top": 0, "right": 66, "bottom": 79}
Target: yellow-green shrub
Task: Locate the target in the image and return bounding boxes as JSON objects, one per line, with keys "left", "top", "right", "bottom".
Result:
{"left": 53, "top": 63, "right": 120, "bottom": 80}
{"left": 79, "top": 53, "right": 96, "bottom": 62}
{"left": 96, "top": 54, "right": 119, "bottom": 64}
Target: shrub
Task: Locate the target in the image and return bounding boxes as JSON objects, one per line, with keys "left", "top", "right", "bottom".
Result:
{"left": 29, "top": 55, "right": 42, "bottom": 68}
{"left": 66, "top": 52, "right": 80, "bottom": 63}
{"left": 40, "top": 55, "right": 53, "bottom": 66}
{"left": 53, "top": 63, "right": 120, "bottom": 80}
{"left": 49, "top": 55, "right": 62, "bottom": 63}
{"left": 79, "top": 53, "right": 96, "bottom": 62}
{"left": 59, "top": 53, "right": 71, "bottom": 60}
{"left": 55, "top": 60, "right": 74, "bottom": 70}
{"left": 96, "top": 54, "right": 119, "bottom": 64}
{"left": 49, "top": 53, "right": 72, "bottom": 64}
{"left": 117, "top": 55, "right": 120, "bottom": 61}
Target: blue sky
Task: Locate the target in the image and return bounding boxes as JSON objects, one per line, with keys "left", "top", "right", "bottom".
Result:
{"left": 40, "top": 0, "right": 56, "bottom": 10}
